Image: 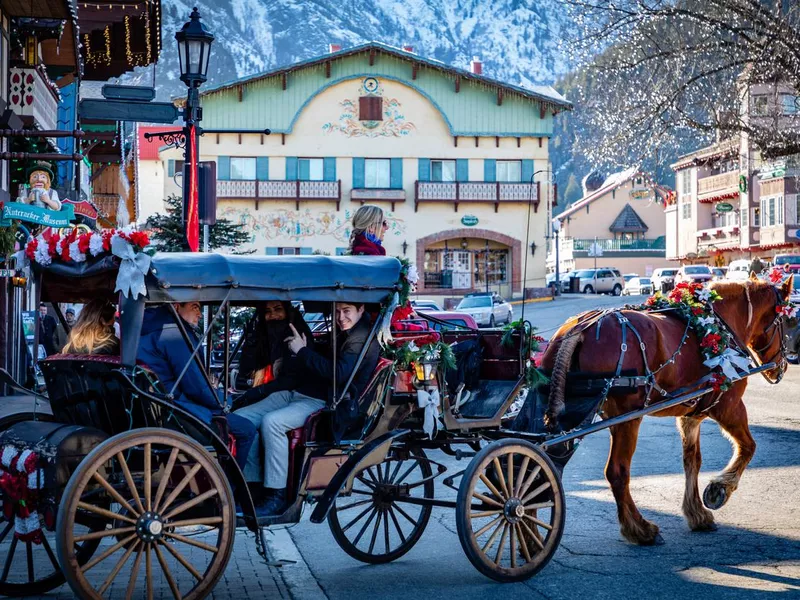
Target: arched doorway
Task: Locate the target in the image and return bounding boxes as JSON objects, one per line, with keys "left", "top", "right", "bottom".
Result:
{"left": 416, "top": 229, "right": 522, "bottom": 297}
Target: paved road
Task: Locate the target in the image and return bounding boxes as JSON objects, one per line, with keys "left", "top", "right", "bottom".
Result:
{"left": 5, "top": 293, "right": 800, "bottom": 599}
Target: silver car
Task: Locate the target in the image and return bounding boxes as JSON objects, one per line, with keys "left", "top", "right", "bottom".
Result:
{"left": 564, "top": 268, "right": 625, "bottom": 295}
{"left": 455, "top": 294, "right": 513, "bottom": 327}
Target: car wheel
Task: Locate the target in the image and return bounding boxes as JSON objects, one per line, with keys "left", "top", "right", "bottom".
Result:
{"left": 583, "top": 285, "right": 594, "bottom": 294}
{"left": 787, "top": 345, "right": 799, "bottom": 364}
{"left": 506, "top": 311, "right": 513, "bottom": 324}
{"left": 489, "top": 315, "right": 496, "bottom": 328}
{"left": 612, "top": 284, "right": 622, "bottom": 296}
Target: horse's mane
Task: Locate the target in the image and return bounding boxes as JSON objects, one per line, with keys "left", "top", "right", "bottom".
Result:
{"left": 709, "top": 278, "right": 773, "bottom": 300}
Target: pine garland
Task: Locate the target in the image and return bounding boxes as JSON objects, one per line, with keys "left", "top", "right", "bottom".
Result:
{"left": 502, "top": 319, "right": 549, "bottom": 390}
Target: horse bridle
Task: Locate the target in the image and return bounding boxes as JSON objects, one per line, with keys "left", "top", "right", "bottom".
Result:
{"left": 712, "top": 283, "right": 788, "bottom": 385}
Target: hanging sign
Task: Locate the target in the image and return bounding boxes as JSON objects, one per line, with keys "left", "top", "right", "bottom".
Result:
{"left": 21, "top": 311, "right": 36, "bottom": 342}
{"left": 461, "top": 215, "right": 479, "bottom": 226}
{"left": 629, "top": 189, "right": 651, "bottom": 200}
{"left": 1, "top": 202, "right": 75, "bottom": 228}
{"left": 716, "top": 202, "right": 734, "bottom": 213}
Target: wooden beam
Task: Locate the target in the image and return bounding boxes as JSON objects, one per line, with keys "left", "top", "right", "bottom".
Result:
{"left": 474, "top": 136, "right": 479, "bottom": 148}
{"left": 238, "top": 133, "right": 242, "bottom": 145}
{"left": 412, "top": 63, "right": 418, "bottom": 80}
{"left": 497, "top": 89, "right": 503, "bottom": 106}
{"left": 237, "top": 85, "right": 243, "bottom": 102}
{"left": 260, "top": 134, "right": 264, "bottom": 145}
{"left": 539, "top": 104, "right": 546, "bottom": 119}
{"left": 517, "top": 137, "right": 521, "bottom": 148}
{"left": 455, "top": 75, "right": 461, "bottom": 93}
{"left": 281, "top": 133, "right": 286, "bottom": 145}
{"left": 215, "top": 134, "right": 220, "bottom": 144}
{"left": 495, "top": 136, "right": 499, "bottom": 148}
{"left": 282, "top": 73, "right": 287, "bottom": 91}
{"left": 325, "top": 61, "right": 331, "bottom": 78}
{"left": 369, "top": 49, "right": 375, "bottom": 66}
{"left": 453, "top": 136, "right": 458, "bottom": 147}
{"left": 538, "top": 137, "right": 542, "bottom": 148}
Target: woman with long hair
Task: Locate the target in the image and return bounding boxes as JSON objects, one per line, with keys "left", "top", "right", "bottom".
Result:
{"left": 348, "top": 204, "right": 388, "bottom": 255}
{"left": 62, "top": 299, "right": 119, "bottom": 355}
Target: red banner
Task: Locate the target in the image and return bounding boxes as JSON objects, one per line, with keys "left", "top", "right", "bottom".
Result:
{"left": 186, "top": 124, "right": 199, "bottom": 252}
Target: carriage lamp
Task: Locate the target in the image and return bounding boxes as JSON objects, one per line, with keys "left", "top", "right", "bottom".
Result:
{"left": 176, "top": 8, "right": 215, "bottom": 87}
{"left": 413, "top": 359, "right": 438, "bottom": 384}
{"left": 11, "top": 271, "right": 26, "bottom": 287}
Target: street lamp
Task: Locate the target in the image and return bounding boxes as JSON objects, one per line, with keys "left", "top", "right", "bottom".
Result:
{"left": 176, "top": 7, "right": 214, "bottom": 88}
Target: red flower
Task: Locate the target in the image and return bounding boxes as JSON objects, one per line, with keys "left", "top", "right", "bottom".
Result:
{"left": 691, "top": 306, "right": 704, "bottom": 315}
{"left": 102, "top": 230, "right": 113, "bottom": 252}
{"left": 25, "top": 239, "right": 37, "bottom": 260}
{"left": 533, "top": 335, "right": 546, "bottom": 343}
{"left": 645, "top": 296, "right": 657, "bottom": 307}
{"left": 710, "top": 373, "right": 727, "bottom": 392}
{"left": 77, "top": 232, "right": 91, "bottom": 254}
{"left": 701, "top": 332, "right": 722, "bottom": 353}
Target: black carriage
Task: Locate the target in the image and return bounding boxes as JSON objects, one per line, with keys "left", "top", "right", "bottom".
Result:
{"left": 0, "top": 252, "right": 777, "bottom": 598}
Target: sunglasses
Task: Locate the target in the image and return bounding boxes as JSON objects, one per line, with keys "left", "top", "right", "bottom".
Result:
{"left": 382, "top": 220, "right": 389, "bottom": 228}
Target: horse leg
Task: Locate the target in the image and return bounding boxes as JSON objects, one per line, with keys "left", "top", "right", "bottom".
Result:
{"left": 704, "top": 395, "right": 756, "bottom": 510}
{"left": 605, "top": 418, "right": 663, "bottom": 545}
{"left": 677, "top": 416, "right": 716, "bottom": 531}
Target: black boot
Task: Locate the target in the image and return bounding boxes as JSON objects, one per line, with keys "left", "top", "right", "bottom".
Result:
{"left": 255, "top": 488, "right": 287, "bottom": 517}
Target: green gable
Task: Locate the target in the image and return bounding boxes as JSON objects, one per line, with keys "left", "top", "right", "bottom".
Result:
{"left": 199, "top": 44, "right": 568, "bottom": 138}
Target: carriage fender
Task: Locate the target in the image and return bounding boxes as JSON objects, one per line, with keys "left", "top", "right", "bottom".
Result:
{"left": 309, "top": 429, "right": 411, "bottom": 524}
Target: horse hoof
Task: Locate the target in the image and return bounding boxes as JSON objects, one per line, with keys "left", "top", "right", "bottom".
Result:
{"left": 703, "top": 483, "right": 728, "bottom": 510}
{"left": 691, "top": 521, "right": 718, "bottom": 533}
{"left": 652, "top": 533, "right": 666, "bottom": 546}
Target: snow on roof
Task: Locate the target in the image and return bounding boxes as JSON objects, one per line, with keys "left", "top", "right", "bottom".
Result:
{"left": 557, "top": 167, "right": 640, "bottom": 220}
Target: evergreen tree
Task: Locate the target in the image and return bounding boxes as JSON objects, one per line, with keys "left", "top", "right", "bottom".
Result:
{"left": 563, "top": 174, "right": 582, "bottom": 206}
{"left": 144, "top": 194, "right": 252, "bottom": 253}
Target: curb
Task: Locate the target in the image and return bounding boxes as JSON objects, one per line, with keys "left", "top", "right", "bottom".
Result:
{"left": 265, "top": 527, "right": 328, "bottom": 600}
{"left": 510, "top": 296, "right": 555, "bottom": 305}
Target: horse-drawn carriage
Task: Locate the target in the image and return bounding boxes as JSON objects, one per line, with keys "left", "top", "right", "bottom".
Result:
{"left": 0, "top": 250, "right": 790, "bottom": 599}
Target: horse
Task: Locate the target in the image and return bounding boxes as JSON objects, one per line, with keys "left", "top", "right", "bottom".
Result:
{"left": 539, "top": 276, "right": 791, "bottom": 545}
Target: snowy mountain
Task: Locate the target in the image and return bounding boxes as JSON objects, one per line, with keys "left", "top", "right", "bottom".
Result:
{"left": 126, "top": 0, "right": 572, "bottom": 99}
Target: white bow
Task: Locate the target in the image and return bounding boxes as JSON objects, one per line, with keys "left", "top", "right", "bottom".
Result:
{"left": 416, "top": 388, "right": 441, "bottom": 439}
{"left": 112, "top": 235, "right": 151, "bottom": 299}
{"left": 704, "top": 348, "right": 752, "bottom": 381}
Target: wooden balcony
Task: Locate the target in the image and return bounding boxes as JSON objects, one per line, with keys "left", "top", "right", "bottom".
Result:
{"left": 8, "top": 66, "right": 59, "bottom": 132}
{"left": 696, "top": 225, "right": 741, "bottom": 248}
{"left": 414, "top": 180, "right": 540, "bottom": 212}
{"left": 697, "top": 172, "right": 739, "bottom": 202}
{"left": 217, "top": 179, "right": 341, "bottom": 209}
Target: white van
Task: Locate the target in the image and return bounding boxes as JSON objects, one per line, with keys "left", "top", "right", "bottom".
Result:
{"left": 727, "top": 259, "right": 751, "bottom": 281}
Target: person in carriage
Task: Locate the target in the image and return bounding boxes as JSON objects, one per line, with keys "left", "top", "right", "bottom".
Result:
{"left": 61, "top": 298, "right": 119, "bottom": 356}
{"left": 235, "top": 301, "right": 380, "bottom": 516}
{"left": 137, "top": 300, "right": 257, "bottom": 471}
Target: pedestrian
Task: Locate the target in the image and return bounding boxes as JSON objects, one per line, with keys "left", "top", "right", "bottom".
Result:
{"left": 347, "top": 204, "right": 388, "bottom": 255}
{"left": 750, "top": 256, "right": 764, "bottom": 276}
{"left": 38, "top": 302, "right": 59, "bottom": 356}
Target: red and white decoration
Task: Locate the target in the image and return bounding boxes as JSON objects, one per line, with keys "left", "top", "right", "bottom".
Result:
{"left": 0, "top": 446, "right": 45, "bottom": 543}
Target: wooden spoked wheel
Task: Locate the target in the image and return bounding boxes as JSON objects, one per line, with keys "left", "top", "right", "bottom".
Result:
{"left": 456, "top": 439, "right": 565, "bottom": 582}
{"left": 56, "top": 429, "right": 235, "bottom": 600}
{"left": 328, "top": 447, "right": 433, "bottom": 564}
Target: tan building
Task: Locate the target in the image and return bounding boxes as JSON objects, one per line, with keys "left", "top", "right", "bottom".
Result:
{"left": 137, "top": 42, "right": 571, "bottom": 300}
{"left": 548, "top": 168, "right": 672, "bottom": 277}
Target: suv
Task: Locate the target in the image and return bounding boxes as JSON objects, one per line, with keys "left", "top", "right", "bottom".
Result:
{"left": 567, "top": 268, "right": 625, "bottom": 295}
{"left": 456, "top": 293, "right": 513, "bottom": 327}
{"left": 651, "top": 267, "right": 679, "bottom": 292}
{"left": 676, "top": 265, "right": 713, "bottom": 284}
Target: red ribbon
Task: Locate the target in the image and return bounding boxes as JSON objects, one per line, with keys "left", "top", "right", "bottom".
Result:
{"left": 186, "top": 124, "right": 200, "bottom": 252}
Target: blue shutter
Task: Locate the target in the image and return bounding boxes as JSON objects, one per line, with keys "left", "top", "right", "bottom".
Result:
{"left": 217, "top": 156, "right": 230, "bottom": 181}
{"left": 521, "top": 159, "right": 534, "bottom": 184}
{"left": 390, "top": 158, "right": 403, "bottom": 189}
{"left": 323, "top": 157, "right": 336, "bottom": 181}
{"left": 298, "top": 159, "right": 310, "bottom": 181}
{"left": 299, "top": 247, "right": 313, "bottom": 255}
{"left": 167, "top": 159, "right": 175, "bottom": 177}
{"left": 352, "top": 157, "right": 365, "bottom": 189}
{"left": 418, "top": 158, "right": 431, "bottom": 182}
{"left": 484, "top": 159, "right": 496, "bottom": 183}
{"left": 256, "top": 157, "right": 269, "bottom": 181}
{"left": 456, "top": 159, "right": 469, "bottom": 182}
{"left": 265, "top": 247, "right": 279, "bottom": 255}
{"left": 285, "top": 157, "right": 298, "bottom": 180}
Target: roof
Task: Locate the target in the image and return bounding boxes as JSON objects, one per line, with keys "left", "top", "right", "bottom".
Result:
{"left": 200, "top": 41, "right": 571, "bottom": 111}
{"left": 556, "top": 167, "right": 640, "bottom": 221}
{"left": 136, "top": 126, "right": 177, "bottom": 161}
{"left": 671, "top": 138, "right": 739, "bottom": 171}
{"left": 609, "top": 204, "right": 649, "bottom": 233}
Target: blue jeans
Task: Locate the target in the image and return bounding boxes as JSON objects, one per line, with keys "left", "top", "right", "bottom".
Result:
{"left": 225, "top": 413, "right": 257, "bottom": 472}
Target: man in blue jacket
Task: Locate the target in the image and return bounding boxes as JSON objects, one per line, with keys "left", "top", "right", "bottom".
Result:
{"left": 138, "top": 301, "right": 256, "bottom": 470}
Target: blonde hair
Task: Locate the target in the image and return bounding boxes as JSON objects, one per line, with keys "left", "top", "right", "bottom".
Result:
{"left": 62, "top": 299, "right": 118, "bottom": 355}
{"left": 348, "top": 204, "right": 384, "bottom": 254}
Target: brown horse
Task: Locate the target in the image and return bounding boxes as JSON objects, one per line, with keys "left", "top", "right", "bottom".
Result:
{"left": 540, "top": 277, "right": 791, "bottom": 545}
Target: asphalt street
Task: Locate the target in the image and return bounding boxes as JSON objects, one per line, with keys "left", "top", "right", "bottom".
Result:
{"left": 2, "top": 292, "right": 799, "bottom": 599}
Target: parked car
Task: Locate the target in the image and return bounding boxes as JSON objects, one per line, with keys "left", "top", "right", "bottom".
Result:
{"left": 711, "top": 267, "right": 728, "bottom": 281}
{"left": 456, "top": 293, "right": 513, "bottom": 327}
{"left": 774, "top": 254, "right": 800, "bottom": 274}
{"left": 622, "top": 276, "right": 653, "bottom": 296}
{"left": 564, "top": 268, "right": 625, "bottom": 295}
{"left": 676, "top": 265, "right": 713, "bottom": 284}
{"left": 623, "top": 273, "right": 639, "bottom": 282}
{"left": 420, "top": 310, "right": 478, "bottom": 331}
{"left": 411, "top": 300, "right": 443, "bottom": 312}
{"left": 651, "top": 267, "right": 679, "bottom": 291}
{"left": 727, "top": 259, "right": 752, "bottom": 281}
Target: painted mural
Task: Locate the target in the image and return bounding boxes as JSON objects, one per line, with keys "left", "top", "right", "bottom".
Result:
{"left": 322, "top": 77, "right": 416, "bottom": 138}
{"left": 220, "top": 206, "right": 406, "bottom": 245}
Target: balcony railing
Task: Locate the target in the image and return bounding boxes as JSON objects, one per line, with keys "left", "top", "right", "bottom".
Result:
{"left": 697, "top": 172, "right": 739, "bottom": 200}
{"left": 216, "top": 179, "right": 341, "bottom": 209}
{"left": 570, "top": 237, "right": 666, "bottom": 251}
{"left": 415, "top": 180, "right": 540, "bottom": 212}
{"left": 8, "top": 67, "right": 59, "bottom": 131}
{"left": 696, "top": 225, "right": 740, "bottom": 246}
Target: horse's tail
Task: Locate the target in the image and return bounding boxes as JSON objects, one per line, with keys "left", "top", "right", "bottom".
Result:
{"left": 544, "top": 327, "right": 584, "bottom": 429}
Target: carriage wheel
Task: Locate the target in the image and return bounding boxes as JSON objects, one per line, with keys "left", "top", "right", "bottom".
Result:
{"left": 56, "top": 429, "right": 235, "bottom": 600}
{"left": 328, "top": 447, "right": 433, "bottom": 564}
{"left": 456, "top": 439, "right": 565, "bottom": 582}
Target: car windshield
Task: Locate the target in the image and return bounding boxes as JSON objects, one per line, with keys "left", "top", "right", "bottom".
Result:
{"left": 684, "top": 266, "right": 711, "bottom": 274}
{"left": 458, "top": 297, "right": 491, "bottom": 309}
{"left": 639, "top": 278, "right": 651, "bottom": 284}
{"left": 572, "top": 270, "right": 595, "bottom": 278}
{"left": 775, "top": 255, "right": 800, "bottom": 265}
{"left": 661, "top": 269, "right": 678, "bottom": 276}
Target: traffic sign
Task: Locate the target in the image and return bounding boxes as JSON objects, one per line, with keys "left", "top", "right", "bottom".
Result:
{"left": 587, "top": 243, "right": 604, "bottom": 257}
{"left": 79, "top": 99, "right": 180, "bottom": 123}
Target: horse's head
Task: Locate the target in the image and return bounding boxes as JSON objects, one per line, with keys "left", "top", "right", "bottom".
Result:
{"left": 710, "top": 274, "right": 793, "bottom": 383}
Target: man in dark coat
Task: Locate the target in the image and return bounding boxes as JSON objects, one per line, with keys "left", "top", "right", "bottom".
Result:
{"left": 38, "top": 303, "right": 59, "bottom": 356}
{"left": 234, "top": 302, "right": 379, "bottom": 515}
{"left": 137, "top": 302, "right": 256, "bottom": 470}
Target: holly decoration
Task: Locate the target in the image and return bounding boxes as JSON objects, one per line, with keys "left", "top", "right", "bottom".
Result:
{"left": 502, "top": 320, "right": 549, "bottom": 389}
{"left": 387, "top": 335, "right": 457, "bottom": 372}
{"left": 25, "top": 227, "right": 151, "bottom": 267}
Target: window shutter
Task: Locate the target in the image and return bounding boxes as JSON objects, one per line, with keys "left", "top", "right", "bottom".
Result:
{"left": 285, "top": 157, "right": 298, "bottom": 181}
{"left": 323, "top": 157, "right": 336, "bottom": 181}
{"left": 359, "top": 96, "right": 383, "bottom": 121}
{"left": 418, "top": 158, "right": 431, "bottom": 182}
{"left": 256, "top": 157, "right": 269, "bottom": 181}
{"left": 217, "top": 156, "right": 230, "bottom": 181}
{"left": 265, "top": 247, "right": 279, "bottom": 255}
{"left": 352, "top": 157, "right": 365, "bottom": 189}
{"left": 298, "top": 159, "right": 310, "bottom": 181}
{"left": 300, "top": 247, "right": 313, "bottom": 255}
{"left": 167, "top": 159, "right": 175, "bottom": 177}
{"left": 456, "top": 159, "right": 469, "bottom": 182}
{"left": 390, "top": 158, "right": 403, "bottom": 189}
{"left": 484, "top": 159, "right": 496, "bottom": 183}
{"left": 521, "top": 159, "right": 534, "bottom": 183}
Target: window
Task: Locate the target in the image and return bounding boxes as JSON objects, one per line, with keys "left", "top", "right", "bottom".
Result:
{"left": 167, "top": 159, "right": 185, "bottom": 177}
{"left": 230, "top": 157, "right": 256, "bottom": 180}
{"left": 777, "top": 195, "right": 785, "bottom": 226}
{"left": 496, "top": 161, "right": 521, "bottom": 183}
{"left": 752, "top": 94, "right": 769, "bottom": 116}
{"left": 431, "top": 160, "right": 456, "bottom": 182}
{"left": 753, "top": 207, "right": 761, "bottom": 227}
{"left": 681, "top": 194, "right": 692, "bottom": 219}
{"left": 298, "top": 158, "right": 324, "bottom": 181}
{"left": 781, "top": 94, "right": 798, "bottom": 115}
{"left": 741, "top": 207, "right": 748, "bottom": 227}
{"left": 681, "top": 172, "right": 691, "bottom": 196}
{"left": 359, "top": 96, "right": 383, "bottom": 121}
{"left": 365, "top": 159, "right": 390, "bottom": 188}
